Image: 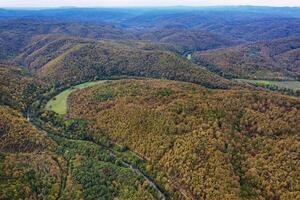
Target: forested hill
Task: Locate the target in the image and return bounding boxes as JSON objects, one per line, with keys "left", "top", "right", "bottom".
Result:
{"left": 0, "top": 65, "right": 42, "bottom": 111}
{"left": 13, "top": 36, "right": 235, "bottom": 89}
{"left": 193, "top": 37, "right": 300, "bottom": 80}
{"left": 0, "top": 54, "right": 164, "bottom": 200}
{"left": 67, "top": 79, "right": 300, "bottom": 199}
{"left": 0, "top": 6, "right": 300, "bottom": 200}
{"left": 0, "top": 20, "right": 138, "bottom": 61}
{"left": 2, "top": 7, "right": 300, "bottom": 61}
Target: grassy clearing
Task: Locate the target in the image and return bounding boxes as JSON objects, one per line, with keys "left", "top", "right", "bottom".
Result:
{"left": 46, "top": 80, "right": 106, "bottom": 115}
{"left": 235, "top": 79, "right": 300, "bottom": 90}
{"left": 187, "top": 54, "right": 192, "bottom": 60}
{"left": 268, "top": 81, "right": 300, "bottom": 89}
{"left": 255, "top": 80, "right": 270, "bottom": 86}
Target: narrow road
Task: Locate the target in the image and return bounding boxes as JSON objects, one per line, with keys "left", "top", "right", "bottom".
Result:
{"left": 27, "top": 107, "right": 167, "bottom": 200}
{"left": 109, "top": 152, "right": 166, "bottom": 200}
{"left": 26, "top": 79, "right": 204, "bottom": 200}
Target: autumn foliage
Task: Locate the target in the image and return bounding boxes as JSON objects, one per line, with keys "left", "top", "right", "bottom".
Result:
{"left": 68, "top": 79, "right": 300, "bottom": 199}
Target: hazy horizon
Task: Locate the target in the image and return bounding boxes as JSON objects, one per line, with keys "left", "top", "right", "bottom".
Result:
{"left": 1, "top": 0, "right": 300, "bottom": 8}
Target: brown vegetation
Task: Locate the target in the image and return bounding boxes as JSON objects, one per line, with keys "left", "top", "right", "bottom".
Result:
{"left": 68, "top": 79, "right": 300, "bottom": 199}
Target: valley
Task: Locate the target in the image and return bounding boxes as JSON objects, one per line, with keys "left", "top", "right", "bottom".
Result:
{"left": 43, "top": 78, "right": 300, "bottom": 199}
{"left": 44, "top": 79, "right": 169, "bottom": 199}
{"left": 0, "top": 6, "right": 299, "bottom": 200}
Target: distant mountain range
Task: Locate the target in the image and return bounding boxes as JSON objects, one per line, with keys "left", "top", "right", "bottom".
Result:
{"left": 0, "top": 7, "right": 299, "bottom": 200}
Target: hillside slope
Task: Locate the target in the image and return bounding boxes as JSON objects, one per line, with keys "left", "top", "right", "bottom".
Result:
{"left": 125, "top": 10, "right": 300, "bottom": 42}
{"left": 193, "top": 37, "right": 300, "bottom": 80}
{"left": 0, "top": 105, "right": 63, "bottom": 199}
{"left": 136, "top": 27, "right": 239, "bottom": 52}
{"left": 0, "top": 106, "right": 54, "bottom": 153}
{"left": 0, "top": 65, "right": 43, "bottom": 111}
{"left": 0, "top": 19, "right": 238, "bottom": 62}
{"left": 0, "top": 72, "right": 160, "bottom": 200}
{"left": 0, "top": 20, "right": 137, "bottom": 61}
{"left": 1, "top": 8, "right": 300, "bottom": 199}
{"left": 67, "top": 79, "right": 300, "bottom": 200}
{"left": 16, "top": 37, "right": 234, "bottom": 89}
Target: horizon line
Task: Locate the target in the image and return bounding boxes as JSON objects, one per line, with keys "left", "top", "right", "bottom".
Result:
{"left": 1, "top": 5, "right": 300, "bottom": 9}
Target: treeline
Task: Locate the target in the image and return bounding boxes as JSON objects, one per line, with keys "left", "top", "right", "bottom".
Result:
{"left": 66, "top": 79, "right": 300, "bottom": 199}
{"left": 253, "top": 82, "right": 300, "bottom": 96}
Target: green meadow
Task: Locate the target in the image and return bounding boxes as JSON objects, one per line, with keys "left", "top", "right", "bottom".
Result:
{"left": 46, "top": 80, "right": 106, "bottom": 115}
{"left": 235, "top": 79, "right": 300, "bottom": 90}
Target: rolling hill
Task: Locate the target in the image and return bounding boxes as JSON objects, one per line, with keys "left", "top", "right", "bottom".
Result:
{"left": 0, "top": 20, "right": 138, "bottom": 61}
{"left": 0, "top": 6, "right": 300, "bottom": 200}
{"left": 0, "top": 19, "right": 239, "bottom": 60}
{"left": 193, "top": 37, "right": 300, "bottom": 80}
{"left": 124, "top": 10, "right": 300, "bottom": 42}
{"left": 3, "top": 7, "right": 300, "bottom": 62}
{"left": 66, "top": 79, "right": 300, "bottom": 199}
{"left": 139, "top": 27, "right": 239, "bottom": 52}
{"left": 14, "top": 36, "right": 235, "bottom": 89}
{"left": 0, "top": 65, "right": 163, "bottom": 200}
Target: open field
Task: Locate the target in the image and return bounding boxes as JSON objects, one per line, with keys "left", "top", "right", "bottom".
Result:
{"left": 186, "top": 53, "right": 192, "bottom": 60}
{"left": 235, "top": 79, "right": 300, "bottom": 90}
{"left": 46, "top": 80, "right": 106, "bottom": 114}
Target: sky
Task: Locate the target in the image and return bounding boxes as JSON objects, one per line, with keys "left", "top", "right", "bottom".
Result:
{"left": 0, "top": 0, "right": 300, "bottom": 8}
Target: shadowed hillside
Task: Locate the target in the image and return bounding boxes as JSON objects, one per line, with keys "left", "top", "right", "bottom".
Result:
{"left": 2, "top": 7, "right": 300, "bottom": 61}
{"left": 15, "top": 37, "right": 235, "bottom": 89}
{"left": 0, "top": 20, "right": 139, "bottom": 61}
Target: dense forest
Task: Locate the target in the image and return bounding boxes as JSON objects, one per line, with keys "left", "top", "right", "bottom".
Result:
{"left": 0, "top": 69, "right": 160, "bottom": 200}
{"left": 193, "top": 37, "right": 300, "bottom": 80}
{"left": 0, "top": 6, "right": 299, "bottom": 200}
{"left": 66, "top": 79, "right": 300, "bottom": 199}
{"left": 0, "top": 65, "right": 43, "bottom": 111}
{"left": 30, "top": 38, "right": 234, "bottom": 89}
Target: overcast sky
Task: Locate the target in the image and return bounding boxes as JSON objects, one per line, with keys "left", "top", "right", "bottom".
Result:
{"left": 1, "top": 0, "right": 300, "bottom": 8}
